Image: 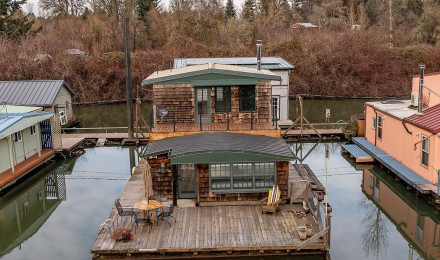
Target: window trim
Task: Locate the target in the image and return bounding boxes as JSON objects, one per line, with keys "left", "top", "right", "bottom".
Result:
{"left": 377, "top": 115, "right": 383, "bottom": 140}
{"left": 214, "top": 86, "right": 231, "bottom": 113}
{"left": 372, "top": 117, "right": 376, "bottom": 130}
{"left": 421, "top": 135, "right": 429, "bottom": 167}
{"left": 14, "top": 131, "right": 22, "bottom": 143}
{"left": 30, "top": 125, "right": 37, "bottom": 135}
{"left": 209, "top": 162, "right": 276, "bottom": 193}
{"left": 239, "top": 85, "right": 256, "bottom": 112}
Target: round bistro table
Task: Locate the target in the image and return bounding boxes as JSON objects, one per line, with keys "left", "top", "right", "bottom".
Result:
{"left": 134, "top": 199, "right": 162, "bottom": 226}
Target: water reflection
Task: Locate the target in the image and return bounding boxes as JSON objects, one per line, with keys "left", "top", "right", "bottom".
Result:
{"left": 361, "top": 167, "right": 440, "bottom": 260}
{"left": 0, "top": 159, "right": 73, "bottom": 256}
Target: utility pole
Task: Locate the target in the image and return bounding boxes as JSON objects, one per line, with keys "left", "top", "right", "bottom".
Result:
{"left": 124, "top": 17, "right": 134, "bottom": 138}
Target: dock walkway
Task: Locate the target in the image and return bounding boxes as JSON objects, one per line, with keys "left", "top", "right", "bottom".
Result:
{"left": 91, "top": 161, "right": 327, "bottom": 258}
{"left": 341, "top": 144, "right": 375, "bottom": 163}
{"left": 352, "top": 137, "right": 436, "bottom": 195}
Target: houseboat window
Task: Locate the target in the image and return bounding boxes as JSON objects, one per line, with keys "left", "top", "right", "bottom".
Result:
{"left": 30, "top": 125, "right": 37, "bottom": 135}
{"left": 215, "top": 87, "right": 231, "bottom": 113}
{"left": 421, "top": 136, "right": 429, "bottom": 167}
{"left": 209, "top": 163, "right": 275, "bottom": 192}
{"left": 372, "top": 117, "right": 376, "bottom": 130}
{"left": 210, "top": 164, "right": 231, "bottom": 190}
{"left": 14, "top": 131, "right": 22, "bottom": 142}
{"left": 377, "top": 115, "right": 383, "bottom": 139}
{"left": 416, "top": 215, "right": 425, "bottom": 244}
{"left": 369, "top": 176, "right": 374, "bottom": 190}
{"left": 239, "top": 85, "right": 255, "bottom": 112}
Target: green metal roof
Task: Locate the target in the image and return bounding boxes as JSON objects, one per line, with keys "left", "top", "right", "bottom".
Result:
{"left": 142, "top": 64, "right": 281, "bottom": 86}
{"left": 144, "top": 132, "right": 295, "bottom": 164}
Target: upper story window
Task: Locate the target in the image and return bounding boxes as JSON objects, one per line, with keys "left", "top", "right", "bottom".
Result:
{"left": 239, "top": 85, "right": 255, "bottom": 112}
{"left": 30, "top": 125, "right": 37, "bottom": 135}
{"left": 372, "top": 117, "right": 376, "bottom": 130}
{"left": 215, "top": 86, "right": 231, "bottom": 113}
{"left": 14, "top": 131, "right": 22, "bottom": 143}
{"left": 377, "top": 115, "right": 383, "bottom": 140}
{"left": 421, "top": 136, "right": 429, "bottom": 167}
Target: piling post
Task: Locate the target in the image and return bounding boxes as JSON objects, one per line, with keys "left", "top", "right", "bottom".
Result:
{"left": 124, "top": 18, "right": 134, "bottom": 138}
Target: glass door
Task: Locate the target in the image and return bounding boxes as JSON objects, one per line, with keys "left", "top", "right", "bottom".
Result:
{"left": 178, "top": 164, "right": 197, "bottom": 199}
{"left": 195, "top": 87, "right": 211, "bottom": 123}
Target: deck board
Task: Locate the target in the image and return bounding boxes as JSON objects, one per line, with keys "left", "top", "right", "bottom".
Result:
{"left": 91, "top": 160, "right": 326, "bottom": 256}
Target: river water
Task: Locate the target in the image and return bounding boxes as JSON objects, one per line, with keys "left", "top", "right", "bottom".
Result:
{"left": 1, "top": 100, "right": 438, "bottom": 260}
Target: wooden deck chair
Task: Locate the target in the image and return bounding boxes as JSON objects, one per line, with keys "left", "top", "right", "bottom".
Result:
{"left": 261, "top": 185, "right": 281, "bottom": 214}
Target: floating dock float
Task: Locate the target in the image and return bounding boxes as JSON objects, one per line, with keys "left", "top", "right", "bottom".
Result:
{"left": 341, "top": 144, "right": 375, "bottom": 163}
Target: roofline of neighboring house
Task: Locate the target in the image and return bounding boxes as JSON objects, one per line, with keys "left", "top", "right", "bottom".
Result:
{"left": 173, "top": 57, "right": 295, "bottom": 70}
{"left": 142, "top": 68, "right": 281, "bottom": 86}
{"left": 366, "top": 103, "right": 439, "bottom": 134}
{"left": 412, "top": 71, "right": 440, "bottom": 78}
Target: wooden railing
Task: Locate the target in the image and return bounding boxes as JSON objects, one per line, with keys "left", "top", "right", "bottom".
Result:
{"left": 61, "top": 127, "right": 149, "bottom": 134}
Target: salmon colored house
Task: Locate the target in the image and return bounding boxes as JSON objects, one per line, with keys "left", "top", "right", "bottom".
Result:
{"left": 357, "top": 66, "right": 440, "bottom": 197}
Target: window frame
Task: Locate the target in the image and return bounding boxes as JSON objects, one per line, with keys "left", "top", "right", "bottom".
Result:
{"left": 14, "top": 131, "right": 22, "bottom": 143}
{"left": 421, "top": 135, "right": 429, "bottom": 167}
{"left": 239, "top": 85, "right": 256, "bottom": 112}
{"left": 214, "top": 86, "right": 231, "bottom": 113}
{"left": 209, "top": 162, "right": 276, "bottom": 193}
{"left": 377, "top": 115, "right": 383, "bottom": 140}
{"left": 372, "top": 117, "right": 376, "bottom": 130}
{"left": 30, "top": 125, "right": 37, "bottom": 135}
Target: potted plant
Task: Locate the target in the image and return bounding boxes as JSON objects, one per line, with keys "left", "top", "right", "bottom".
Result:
{"left": 298, "top": 226, "right": 307, "bottom": 240}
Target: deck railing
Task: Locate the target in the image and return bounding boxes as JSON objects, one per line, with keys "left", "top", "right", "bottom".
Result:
{"left": 61, "top": 127, "right": 149, "bottom": 134}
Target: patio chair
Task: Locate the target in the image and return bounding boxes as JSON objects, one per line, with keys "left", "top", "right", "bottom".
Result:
{"left": 261, "top": 185, "right": 281, "bottom": 214}
{"left": 114, "top": 199, "right": 136, "bottom": 225}
{"left": 157, "top": 204, "right": 176, "bottom": 227}
{"left": 132, "top": 211, "right": 152, "bottom": 233}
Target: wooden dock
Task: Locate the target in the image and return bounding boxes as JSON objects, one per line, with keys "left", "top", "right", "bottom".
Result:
{"left": 91, "top": 161, "right": 329, "bottom": 258}
{"left": 61, "top": 133, "right": 150, "bottom": 146}
{"left": 0, "top": 150, "right": 55, "bottom": 191}
{"left": 341, "top": 144, "right": 375, "bottom": 163}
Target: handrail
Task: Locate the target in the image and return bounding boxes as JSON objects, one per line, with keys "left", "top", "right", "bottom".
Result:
{"left": 61, "top": 126, "right": 149, "bottom": 134}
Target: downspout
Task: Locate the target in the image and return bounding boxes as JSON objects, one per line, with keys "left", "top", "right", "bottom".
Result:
{"left": 374, "top": 110, "right": 378, "bottom": 146}
{"left": 401, "top": 120, "right": 412, "bottom": 135}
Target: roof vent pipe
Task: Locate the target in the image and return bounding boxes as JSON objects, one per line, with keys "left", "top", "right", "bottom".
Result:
{"left": 256, "top": 40, "right": 263, "bottom": 70}
{"left": 418, "top": 64, "right": 425, "bottom": 115}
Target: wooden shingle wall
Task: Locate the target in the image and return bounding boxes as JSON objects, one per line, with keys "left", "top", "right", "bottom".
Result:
{"left": 153, "top": 84, "right": 194, "bottom": 124}
{"left": 147, "top": 155, "right": 173, "bottom": 198}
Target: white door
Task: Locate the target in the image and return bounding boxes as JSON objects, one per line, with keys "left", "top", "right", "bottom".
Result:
{"left": 271, "top": 96, "right": 280, "bottom": 121}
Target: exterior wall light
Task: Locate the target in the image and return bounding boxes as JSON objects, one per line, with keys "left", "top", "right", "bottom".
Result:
{"left": 161, "top": 163, "right": 166, "bottom": 174}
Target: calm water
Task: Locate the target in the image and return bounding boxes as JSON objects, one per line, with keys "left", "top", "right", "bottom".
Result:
{"left": 73, "top": 99, "right": 375, "bottom": 129}
{"left": 0, "top": 143, "right": 437, "bottom": 259}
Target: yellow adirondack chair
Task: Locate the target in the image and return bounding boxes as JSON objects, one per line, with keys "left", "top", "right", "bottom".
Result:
{"left": 261, "top": 185, "right": 281, "bottom": 214}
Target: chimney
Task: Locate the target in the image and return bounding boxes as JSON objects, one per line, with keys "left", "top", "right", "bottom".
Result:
{"left": 256, "top": 40, "right": 263, "bottom": 70}
{"left": 418, "top": 64, "right": 425, "bottom": 115}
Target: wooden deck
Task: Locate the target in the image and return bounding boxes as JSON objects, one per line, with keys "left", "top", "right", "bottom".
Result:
{"left": 0, "top": 150, "right": 55, "bottom": 190}
{"left": 91, "top": 160, "right": 328, "bottom": 258}
{"left": 62, "top": 137, "right": 86, "bottom": 152}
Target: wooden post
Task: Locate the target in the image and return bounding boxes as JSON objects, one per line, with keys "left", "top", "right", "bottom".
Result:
{"left": 251, "top": 111, "right": 254, "bottom": 130}
{"left": 325, "top": 213, "right": 332, "bottom": 250}
{"left": 172, "top": 165, "right": 178, "bottom": 207}
{"left": 227, "top": 112, "right": 230, "bottom": 130}
{"left": 36, "top": 123, "right": 42, "bottom": 158}
{"left": 7, "top": 136, "right": 15, "bottom": 174}
{"left": 300, "top": 96, "right": 303, "bottom": 139}
{"left": 124, "top": 18, "right": 134, "bottom": 138}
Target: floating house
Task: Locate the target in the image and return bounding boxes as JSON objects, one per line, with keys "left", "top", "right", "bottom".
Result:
{"left": 0, "top": 80, "right": 77, "bottom": 126}
{"left": 0, "top": 109, "right": 56, "bottom": 191}
{"left": 173, "top": 53, "right": 294, "bottom": 126}
{"left": 351, "top": 66, "right": 440, "bottom": 201}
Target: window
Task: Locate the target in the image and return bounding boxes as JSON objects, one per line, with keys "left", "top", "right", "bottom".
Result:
{"left": 215, "top": 87, "right": 231, "bottom": 113}
{"left": 369, "top": 176, "right": 374, "bottom": 190}
{"left": 14, "top": 131, "right": 22, "bottom": 142}
{"left": 30, "top": 125, "right": 36, "bottom": 135}
{"left": 372, "top": 117, "right": 376, "bottom": 130}
{"left": 272, "top": 97, "right": 279, "bottom": 120}
{"left": 416, "top": 215, "right": 425, "bottom": 244}
{"left": 377, "top": 115, "right": 383, "bottom": 140}
{"left": 59, "top": 111, "right": 67, "bottom": 125}
{"left": 421, "top": 136, "right": 429, "bottom": 167}
{"left": 210, "top": 163, "right": 275, "bottom": 192}
{"left": 239, "top": 85, "right": 255, "bottom": 112}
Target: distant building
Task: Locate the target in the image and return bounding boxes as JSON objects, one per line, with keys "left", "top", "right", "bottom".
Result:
{"left": 0, "top": 109, "right": 56, "bottom": 190}
{"left": 173, "top": 56, "right": 295, "bottom": 126}
{"left": 0, "top": 80, "right": 77, "bottom": 126}
{"left": 290, "top": 23, "right": 319, "bottom": 29}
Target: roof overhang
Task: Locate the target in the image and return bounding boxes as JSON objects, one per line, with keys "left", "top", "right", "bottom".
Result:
{"left": 170, "top": 151, "right": 292, "bottom": 164}
{"left": 0, "top": 112, "right": 53, "bottom": 139}
{"left": 142, "top": 65, "right": 281, "bottom": 86}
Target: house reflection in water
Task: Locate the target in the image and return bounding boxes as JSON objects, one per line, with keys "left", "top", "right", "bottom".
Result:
{"left": 0, "top": 162, "right": 68, "bottom": 256}
{"left": 362, "top": 168, "right": 440, "bottom": 259}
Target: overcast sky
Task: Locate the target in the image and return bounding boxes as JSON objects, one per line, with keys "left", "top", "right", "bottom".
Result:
{"left": 26, "top": 0, "right": 247, "bottom": 15}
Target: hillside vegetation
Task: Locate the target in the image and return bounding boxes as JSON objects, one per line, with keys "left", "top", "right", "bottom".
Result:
{"left": 1, "top": 0, "right": 440, "bottom": 102}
